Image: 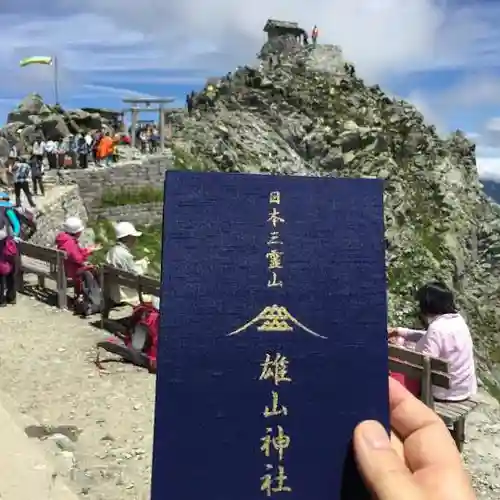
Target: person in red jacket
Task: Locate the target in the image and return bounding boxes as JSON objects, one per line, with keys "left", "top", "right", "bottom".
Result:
{"left": 55, "top": 216, "right": 100, "bottom": 301}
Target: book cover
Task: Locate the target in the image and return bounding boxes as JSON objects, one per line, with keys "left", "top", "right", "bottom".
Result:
{"left": 151, "top": 171, "right": 389, "bottom": 500}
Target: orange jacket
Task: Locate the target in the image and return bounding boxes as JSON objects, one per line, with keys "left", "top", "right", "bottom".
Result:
{"left": 97, "top": 136, "right": 113, "bottom": 159}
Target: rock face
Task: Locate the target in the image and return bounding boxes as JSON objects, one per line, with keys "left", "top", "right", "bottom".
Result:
{"left": 0, "top": 93, "right": 123, "bottom": 150}
{"left": 167, "top": 28, "right": 500, "bottom": 392}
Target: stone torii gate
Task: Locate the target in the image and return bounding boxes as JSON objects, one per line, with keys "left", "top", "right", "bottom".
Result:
{"left": 122, "top": 97, "right": 174, "bottom": 152}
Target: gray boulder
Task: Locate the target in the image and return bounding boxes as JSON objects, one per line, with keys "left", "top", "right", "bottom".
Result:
{"left": 41, "top": 114, "right": 70, "bottom": 140}
{"left": 18, "top": 93, "right": 44, "bottom": 114}
{"left": 7, "top": 110, "right": 33, "bottom": 126}
{"left": 20, "top": 125, "right": 43, "bottom": 146}
{"left": 0, "top": 137, "right": 10, "bottom": 157}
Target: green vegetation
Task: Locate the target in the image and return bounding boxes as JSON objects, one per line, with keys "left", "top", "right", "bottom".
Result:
{"left": 99, "top": 186, "right": 164, "bottom": 207}
{"left": 89, "top": 218, "right": 163, "bottom": 278}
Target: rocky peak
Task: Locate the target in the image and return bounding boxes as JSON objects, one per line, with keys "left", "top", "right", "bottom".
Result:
{"left": 0, "top": 93, "right": 122, "bottom": 151}
{"left": 170, "top": 24, "right": 500, "bottom": 395}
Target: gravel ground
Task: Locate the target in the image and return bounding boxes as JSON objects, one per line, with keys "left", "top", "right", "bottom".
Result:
{"left": 0, "top": 295, "right": 499, "bottom": 499}
{"left": 0, "top": 295, "right": 155, "bottom": 500}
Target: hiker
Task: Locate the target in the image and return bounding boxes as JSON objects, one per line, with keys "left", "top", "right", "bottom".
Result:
{"left": 55, "top": 217, "right": 100, "bottom": 301}
{"left": 44, "top": 139, "right": 58, "bottom": 170}
{"left": 77, "top": 134, "right": 89, "bottom": 169}
{"left": 97, "top": 132, "right": 114, "bottom": 167}
{"left": 0, "top": 226, "right": 17, "bottom": 307}
{"left": 105, "top": 221, "right": 159, "bottom": 308}
{"left": 186, "top": 93, "right": 193, "bottom": 116}
{"left": 91, "top": 131, "right": 103, "bottom": 164}
{"left": 0, "top": 191, "right": 21, "bottom": 237}
{"left": 312, "top": 25, "right": 319, "bottom": 46}
{"left": 10, "top": 155, "right": 36, "bottom": 208}
{"left": 30, "top": 153, "right": 44, "bottom": 196}
{"left": 354, "top": 377, "right": 476, "bottom": 500}
{"left": 388, "top": 281, "right": 477, "bottom": 401}
{"left": 32, "top": 140, "right": 45, "bottom": 168}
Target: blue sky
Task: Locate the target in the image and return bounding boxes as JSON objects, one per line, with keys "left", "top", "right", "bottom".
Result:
{"left": 2, "top": 0, "right": 500, "bottom": 178}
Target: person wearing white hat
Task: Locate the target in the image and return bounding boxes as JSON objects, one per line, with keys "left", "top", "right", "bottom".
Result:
{"left": 105, "top": 221, "right": 155, "bottom": 306}
{"left": 55, "top": 216, "right": 101, "bottom": 300}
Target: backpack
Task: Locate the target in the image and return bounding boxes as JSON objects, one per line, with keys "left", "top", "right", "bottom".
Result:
{"left": 12, "top": 207, "right": 36, "bottom": 240}
{"left": 96, "top": 302, "right": 159, "bottom": 372}
{"left": 0, "top": 206, "right": 15, "bottom": 236}
{"left": 75, "top": 266, "right": 102, "bottom": 317}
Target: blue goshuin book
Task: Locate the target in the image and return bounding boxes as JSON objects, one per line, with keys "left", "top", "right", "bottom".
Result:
{"left": 152, "top": 171, "right": 389, "bottom": 500}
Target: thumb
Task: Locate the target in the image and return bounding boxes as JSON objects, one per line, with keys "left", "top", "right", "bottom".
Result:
{"left": 353, "top": 421, "right": 424, "bottom": 500}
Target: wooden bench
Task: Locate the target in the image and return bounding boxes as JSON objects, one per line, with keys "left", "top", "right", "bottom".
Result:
{"left": 100, "top": 264, "right": 160, "bottom": 329}
{"left": 389, "top": 344, "right": 480, "bottom": 452}
{"left": 17, "top": 241, "right": 67, "bottom": 309}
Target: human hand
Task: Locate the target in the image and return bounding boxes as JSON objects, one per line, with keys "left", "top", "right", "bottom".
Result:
{"left": 387, "top": 327, "right": 399, "bottom": 337}
{"left": 353, "top": 377, "right": 476, "bottom": 500}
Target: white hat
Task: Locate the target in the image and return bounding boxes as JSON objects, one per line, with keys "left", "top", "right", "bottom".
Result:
{"left": 115, "top": 221, "right": 142, "bottom": 239}
{"left": 62, "top": 216, "right": 84, "bottom": 234}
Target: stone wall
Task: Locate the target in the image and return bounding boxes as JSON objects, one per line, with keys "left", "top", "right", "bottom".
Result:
{"left": 92, "top": 203, "right": 163, "bottom": 225}
{"left": 31, "top": 185, "right": 89, "bottom": 247}
{"left": 63, "top": 158, "right": 173, "bottom": 213}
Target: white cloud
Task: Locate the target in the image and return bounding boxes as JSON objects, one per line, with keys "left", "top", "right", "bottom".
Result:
{"left": 477, "top": 156, "right": 500, "bottom": 180}
{"left": 2, "top": 0, "right": 500, "bottom": 87}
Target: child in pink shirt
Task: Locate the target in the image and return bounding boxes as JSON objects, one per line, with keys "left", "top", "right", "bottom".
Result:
{"left": 389, "top": 281, "right": 477, "bottom": 402}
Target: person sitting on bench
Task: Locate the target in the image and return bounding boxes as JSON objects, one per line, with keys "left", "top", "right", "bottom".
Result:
{"left": 388, "top": 281, "right": 477, "bottom": 402}
{"left": 105, "top": 221, "right": 159, "bottom": 309}
{"left": 55, "top": 216, "right": 100, "bottom": 301}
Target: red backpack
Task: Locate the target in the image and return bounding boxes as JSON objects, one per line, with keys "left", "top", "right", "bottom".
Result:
{"left": 96, "top": 302, "right": 159, "bottom": 373}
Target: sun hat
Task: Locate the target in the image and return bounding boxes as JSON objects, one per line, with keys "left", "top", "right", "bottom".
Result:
{"left": 62, "top": 216, "right": 85, "bottom": 234}
{"left": 114, "top": 221, "right": 142, "bottom": 239}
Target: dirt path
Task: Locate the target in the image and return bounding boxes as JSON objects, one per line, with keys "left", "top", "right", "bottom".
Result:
{"left": 0, "top": 295, "right": 155, "bottom": 500}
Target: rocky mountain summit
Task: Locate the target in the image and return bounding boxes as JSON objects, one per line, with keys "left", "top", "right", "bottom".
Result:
{"left": 0, "top": 93, "right": 121, "bottom": 155}
{"left": 168, "top": 22, "right": 500, "bottom": 395}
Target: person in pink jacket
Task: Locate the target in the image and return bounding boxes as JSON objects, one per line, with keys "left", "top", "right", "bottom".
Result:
{"left": 388, "top": 281, "right": 477, "bottom": 402}
{"left": 55, "top": 216, "right": 100, "bottom": 299}
{"left": 0, "top": 227, "right": 18, "bottom": 306}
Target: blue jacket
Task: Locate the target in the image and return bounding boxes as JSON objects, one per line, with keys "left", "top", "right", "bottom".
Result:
{"left": 0, "top": 201, "right": 21, "bottom": 237}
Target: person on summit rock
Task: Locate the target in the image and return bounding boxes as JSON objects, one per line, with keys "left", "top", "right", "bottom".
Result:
{"left": 312, "top": 25, "right": 319, "bottom": 46}
{"left": 388, "top": 281, "right": 477, "bottom": 402}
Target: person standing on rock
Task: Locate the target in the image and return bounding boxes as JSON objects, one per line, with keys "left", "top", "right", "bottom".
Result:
{"left": 29, "top": 153, "right": 44, "bottom": 197}
{"left": 97, "top": 132, "right": 114, "bottom": 167}
{"left": 186, "top": 93, "right": 193, "bottom": 116}
{"left": 44, "top": 139, "right": 58, "bottom": 170}
{"left": 10, "top": 155, "right": 36, "bottom": 208}
{"left": 31, "top": 140, "right": 45, "bottom": 170}
{"left": 76, "top": 134, "right": 90, "bottom": 169}
{"left": 312, "top": 25, "right": 319, "bottom": 46}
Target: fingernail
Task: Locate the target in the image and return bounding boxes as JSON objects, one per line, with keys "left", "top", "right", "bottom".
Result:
{"left": 360, "top": 421, "right": 391, "bottom": 450}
